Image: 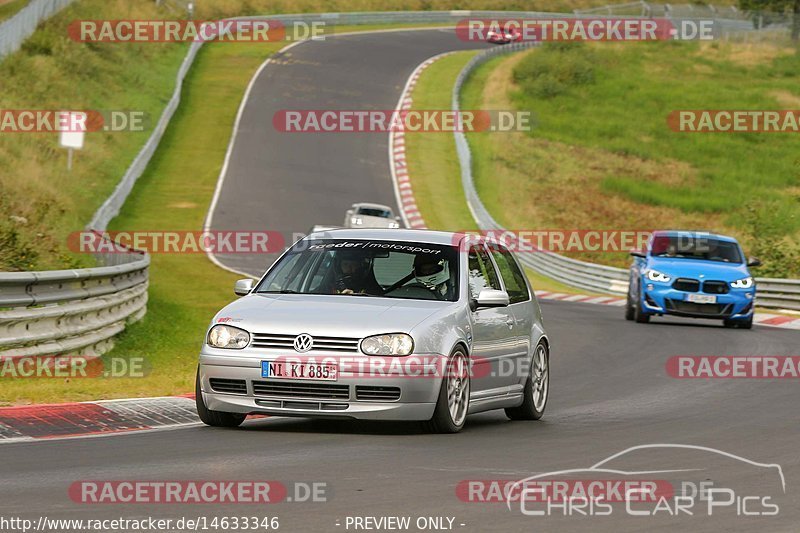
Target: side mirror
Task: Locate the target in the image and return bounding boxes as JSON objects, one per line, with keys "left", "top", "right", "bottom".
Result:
{"left": 747, "top": 257, "right": 762, "bottom": 267}
{"left": 234, "top": 278, "right": 255, "bottom": 296}
{"left": 395, "top": 216, "right": 401, "bottom": 222}
{"left": 630, "top": 250, "right": 647, "bottom": 258}
{"left": 475, "top": 288, "right": 510, "bottom": 309}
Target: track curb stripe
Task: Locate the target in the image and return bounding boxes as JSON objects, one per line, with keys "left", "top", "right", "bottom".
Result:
{"left": 0, "top": 396, "right": 200, "bottom": 443}
{"left": 389, "top": 52, "right": 456, "bottom": 230}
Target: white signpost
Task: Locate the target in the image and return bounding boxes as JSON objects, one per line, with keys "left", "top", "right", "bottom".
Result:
{"left": 58, "top": 111, "right": 86, "bottom": 171}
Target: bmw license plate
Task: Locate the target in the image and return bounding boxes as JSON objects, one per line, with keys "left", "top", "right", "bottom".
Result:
{"left": 261, "top": 361, "right": 338, "bottom": 381}
{"left": 686, "top": 293, "right": 717, "bottom": 304}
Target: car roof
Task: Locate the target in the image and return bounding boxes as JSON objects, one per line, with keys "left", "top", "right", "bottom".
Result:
{"left": 305, "top": 228, "right": 465, "bottom": 246}
{"left": 352, "top": 202, "right": 393, "bottom": 211}
{"left": 651, "top": 230, "right": 739, "bottom": 244}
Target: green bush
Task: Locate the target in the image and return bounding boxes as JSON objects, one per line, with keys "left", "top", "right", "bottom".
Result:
{"left": 744, "top": 203, "right": 800, "bottom": 278}
{"left": 512, "top": 42, "right": 596, "bottom": 98}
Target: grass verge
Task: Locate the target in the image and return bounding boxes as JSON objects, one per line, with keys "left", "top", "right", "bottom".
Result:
{"left": 0, "top": 0, "right": 28, "bottom": 22}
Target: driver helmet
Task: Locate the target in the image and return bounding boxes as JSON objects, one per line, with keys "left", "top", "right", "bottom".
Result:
{"left": 413, "top": 253, "right": 449, "bottom": 290}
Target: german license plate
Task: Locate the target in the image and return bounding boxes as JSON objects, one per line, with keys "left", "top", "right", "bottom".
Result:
{"left": 686, "top": 293, "right": 717, "bottom": 304}
{"left": 261, "top": 361, "right": 338, "bottom": 381}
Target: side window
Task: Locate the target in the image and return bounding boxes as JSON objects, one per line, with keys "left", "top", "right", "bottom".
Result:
{"left": 489, "top": 245, "right": 530, "bottom": 304}
{"left": 467, "top": 246, "right": 500, "bottom": 300}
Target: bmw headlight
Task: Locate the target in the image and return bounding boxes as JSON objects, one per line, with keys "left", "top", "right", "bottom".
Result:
{"left": 360, "top": 333, "right": 414, "bottom": 356}
{"left": 646, "top": 269, "right": 671, "bottom": 283}
{"left": 207, "top": 325, "right": 250, "bottom": 349}
{"left": 731, "top": 277, "right": 754, "bottom": 289}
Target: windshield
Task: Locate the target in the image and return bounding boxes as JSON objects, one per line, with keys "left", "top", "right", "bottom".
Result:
{"left": 650, "top": 235, "right": 743, "bottom": 263}
{"left": 256, "top": 239, "right": 460, "bottom": 301}
{"left": 356, "top": 207, "right": 392, "bottom": 218}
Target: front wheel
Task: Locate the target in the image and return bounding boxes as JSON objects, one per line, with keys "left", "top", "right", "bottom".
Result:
{"left": 424, "top": 348, "right": 470, "bottom": 433}
{"left": 506, "top": 341, "right": 549, "bottom": 420}
{"left": 724, "top": 317, "right": 753, "bottom": 329}
{"left": 634, "top": 293, "right": 650, "bottom": 323}
{"left": 625, "top": 291, "right": 635, "bottom": 321}
{"left": 195, "top": 368, "right": 246, "bottom": 428}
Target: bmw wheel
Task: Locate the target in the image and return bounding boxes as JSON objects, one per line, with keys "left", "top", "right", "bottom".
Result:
{"left": 634, "top": 291, "right": 650, "bottom": 323}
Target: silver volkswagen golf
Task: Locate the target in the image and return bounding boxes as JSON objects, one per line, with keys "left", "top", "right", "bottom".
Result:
{"left": 197, "top": 229, "right": 550, "bottom": 433}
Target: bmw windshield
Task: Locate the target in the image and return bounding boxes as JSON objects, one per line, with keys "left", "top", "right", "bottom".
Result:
{"left": 255, "top": 239, "right": 460, "bottom": 301}
{"left": 650, "top": 235, "right": 743, "bottom": 264}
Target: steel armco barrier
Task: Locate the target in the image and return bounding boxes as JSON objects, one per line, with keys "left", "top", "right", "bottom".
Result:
{"left": 0, "top": 0, "right": 75, "bottom": 59}
{"left": 451, "top": 42, "right": 800, "bottom": 310}
{"left": 0, "top": 234, "right": 149, "bottom": 360}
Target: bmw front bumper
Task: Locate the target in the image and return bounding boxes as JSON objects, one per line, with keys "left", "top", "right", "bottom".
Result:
{"left": 641, "top": 283, "right": 755, "bottom": 319}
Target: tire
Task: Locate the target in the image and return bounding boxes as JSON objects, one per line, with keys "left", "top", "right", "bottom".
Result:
{"left": 195, "top": 368, "right": 246, "bottom": 428}
{"left": 625, "top": 292, "right": 635, "bottom": 321}
{"left": 634, "top": 292, "right": 650, "bottom": 323}
{"left": 424, "top": 348, "right": 470, "bottom": 434}
{"left": 506, "top": 341, "right": 549, "bottom": 421}
{"left": 724, "top": 317, "right": 753, "bottom": 329}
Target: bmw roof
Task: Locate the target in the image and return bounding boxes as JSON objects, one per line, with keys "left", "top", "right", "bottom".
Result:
{"left": 650, "top": 230, "right": 740, "bottom": 243}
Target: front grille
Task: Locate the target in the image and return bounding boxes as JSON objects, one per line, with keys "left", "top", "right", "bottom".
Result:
{"left": 356, "top": 386, "right": 401, "bottom": 402}
{"left": 209, "top": 378, "right": 247, "bottom": 395}
{"left": 665, "top": 299, "right": 733, "bottom": 317}
{"left": 251, "top": 333, "right": 360, "bottom": 352}
{"left": 672, "top": 278, "right": 700, "bottom": 292}
{"left": 252, "top": 380, "right": 350, "bottom": 400}
{"left": 702, "top": 280, "right": 730, "bottom": 294}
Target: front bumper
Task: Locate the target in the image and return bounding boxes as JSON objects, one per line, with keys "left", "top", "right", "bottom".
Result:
{"left": 198, "top": 352, "right": 444, "bottom": 421}
{"left": 641, "top": 284, "right": 755, "bottom": 319}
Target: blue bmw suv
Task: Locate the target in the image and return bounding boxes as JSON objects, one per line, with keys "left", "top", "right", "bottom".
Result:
{"left": 626, "top": 231, "right": 760, "bottom": 328}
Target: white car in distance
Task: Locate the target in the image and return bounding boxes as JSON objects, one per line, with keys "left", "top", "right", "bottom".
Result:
{"left": 344, "top": 203, "right": 401, "bottom": 229}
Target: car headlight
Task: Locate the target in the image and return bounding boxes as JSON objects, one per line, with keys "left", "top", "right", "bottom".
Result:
{"left": 360, "top": 333, "right": 414, "bottom": 356}
{"left": 207, "top": 325, "right": 250, "bottom": 349}
{"left": 646, "top": 269, "right": 671, "bottom": 283}
{"left": 731, "top": 277, "right": 754, "bottom": 289}
{"left": 351, "top": 217, "right": 363, "bottom": 225}
{"left": 389, "top": 221, "right": 400, "bottom": 228}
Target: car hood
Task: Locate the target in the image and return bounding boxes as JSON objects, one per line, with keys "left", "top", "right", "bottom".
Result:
{"left": 212, "top": 294, "right": 452, "bottom": 337}
{"left": 647, "top": 258, "right": 750, "bottom": 281}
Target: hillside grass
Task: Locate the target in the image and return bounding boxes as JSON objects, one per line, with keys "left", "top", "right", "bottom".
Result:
{"left": 462, "top": 40, "right": 800, "bottom": 276}
{"left": 404, "top": 51, "right": 599, "bottom": 296}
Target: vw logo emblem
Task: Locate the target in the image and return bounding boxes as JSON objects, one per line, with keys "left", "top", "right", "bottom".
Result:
{"left": 293, "top": 334, "right": 313, "bottom": 353}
